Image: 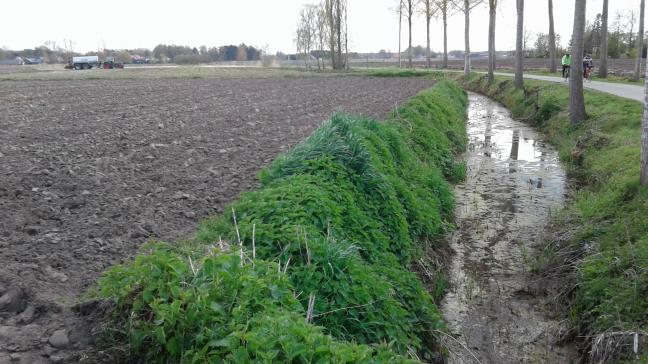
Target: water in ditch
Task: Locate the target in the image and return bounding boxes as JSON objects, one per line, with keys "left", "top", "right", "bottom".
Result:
{"left": 440, "top": 93, "right": 575, "bottom": 363}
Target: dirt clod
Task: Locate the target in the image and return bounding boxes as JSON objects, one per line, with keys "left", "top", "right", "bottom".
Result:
{"left": 48, "top": 330, "right": 69, "bottom": 350}
{"left": 0, "top": 289, "right": 27, "bottom": 315}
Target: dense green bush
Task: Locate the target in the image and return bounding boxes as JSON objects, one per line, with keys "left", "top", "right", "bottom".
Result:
{"left": 99, "top": 81, "right": 467, "bottom": 363}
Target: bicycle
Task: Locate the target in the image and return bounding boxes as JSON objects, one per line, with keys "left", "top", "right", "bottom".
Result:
{"left": 562, "top": 66, "right": 570, "bottom": 81}
{"left": 583, "top": 67, "right": 593, "bottom": 82}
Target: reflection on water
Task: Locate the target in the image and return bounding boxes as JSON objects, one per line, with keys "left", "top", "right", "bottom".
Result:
{"left": 441, "top": 93, "right": 573, "bottom": 363}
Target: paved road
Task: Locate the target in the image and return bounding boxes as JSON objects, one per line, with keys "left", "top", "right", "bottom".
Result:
{"left": 493, "top": 72, "right": 644, "bottom": 102}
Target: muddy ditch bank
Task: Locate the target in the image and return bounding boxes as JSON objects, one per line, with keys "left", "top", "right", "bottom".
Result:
{"left": 0, "top": 76, "right": 433, "bottom": 363}
{"left": 440, "top": 93, "right": 576, "bottom": 363}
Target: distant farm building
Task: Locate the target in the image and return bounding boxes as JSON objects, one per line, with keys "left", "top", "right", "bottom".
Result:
{"left": 0, "top": 56, "right": 25, "bottom": 65}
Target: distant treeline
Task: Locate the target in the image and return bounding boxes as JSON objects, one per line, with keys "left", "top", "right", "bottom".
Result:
{"left": 0, "top": 43, "right": 264, "bottom": 65}
{"left": 152, "top": 44, "right": 263, "bottom": 64}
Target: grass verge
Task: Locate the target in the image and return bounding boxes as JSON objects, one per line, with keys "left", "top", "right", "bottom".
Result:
{"left": 97, "top": 80, "right": 468, "bottom": 363}
{"left": 459, "top": 73, "right": 648, "bottom": 362}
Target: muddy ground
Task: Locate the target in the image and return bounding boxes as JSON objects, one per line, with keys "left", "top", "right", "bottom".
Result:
{"left": 0, "top": 75, "right": 432, "bottom": 363}
{"left": 440, "top": 93, "right": 575, "bottom": 363}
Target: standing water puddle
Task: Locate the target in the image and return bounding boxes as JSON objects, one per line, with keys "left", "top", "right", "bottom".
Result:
{"left": 440, "top": 93, "right": 574, "bottom": 363}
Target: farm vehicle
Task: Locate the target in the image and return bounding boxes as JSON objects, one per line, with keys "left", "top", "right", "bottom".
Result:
{"left": 65, "top": 56, "right": 124, "bottom": 70}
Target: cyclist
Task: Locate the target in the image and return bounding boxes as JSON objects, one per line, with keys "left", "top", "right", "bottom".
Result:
{"left": 561, "top": 53, "right": 571, "bottom": 80}
{"left": 583, "top": 54, "right": 593, "bottom": 82}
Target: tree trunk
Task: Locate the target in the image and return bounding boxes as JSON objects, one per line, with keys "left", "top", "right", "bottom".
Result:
{"left": 548, "top": 0, "right": 557, "bottom": 73}
{"left": 398, "top": 5, "right": 402, "bottom": 68}
{"left": 488, "top": 0, "right": 496, "bottom": 81}
{"left": 336, "top": 0, "right": 343, "bottom": 69}
{"left": 408, "top": 0, "right": 413, "bottom": 69}
{"left": 634, "top": 0, "right": 645, "bottom": 82}
{"left": 598, "top": 0, "right": 608, "bottom": 77}
{"left": 570, "top": 0, "right": 587, "bottom": 124}
{"left": 344, "top": 4, "right": 351, "bottom": 70}
{"left": 327, "top": 0, "right": 336, "bottom": 70}
{"left": 443, "top": 8, "right": 448, "bottom": 68}
{"left": 515, "top": 0, "right": 524, "bottom": 88}
{"left": 464, "top": 0, "right": 471, "bottom": 76}
{"left": 426, "top": 14, "right": 431, "bottom": 69}
{"left": 642, "top": 60, "right": 648, "bottom": 185}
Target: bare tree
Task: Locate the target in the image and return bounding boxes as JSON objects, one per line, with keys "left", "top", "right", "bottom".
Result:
{"left": 570, "top": 0, "right": 587, "bottom": 124}
{"left": 488, "top": 0, "right": 498, "bottom": 81}
{"left": 436, "top": 0, "right": 450, "bottom": 68}
{"left": 642, "top": 60, "right": 648, "bottom": 185}
{"left": 548, "top": 0, "right": 557, "bottom": 73}
{"left": 44, "top": 40, "right": 59, "bottom": 63}
{"left": 634, "top": 0, "right": 645, "bottom": 82}
{"left": 452, "top": 0, "right": 484, "bottom": 76}
{"left": 44, "top": 40, "right": 58, "bottom": 52}
{"left": 325, "top": 0, "right": 347, "bottom": 70}
{"left": 627, "top": 10, "right": 638, "bottom": 48}
{"left": 344, "top": 1, "right": 349, "bottom": 70}
{"left": 337, "top": 0, "right": 346, "bottom": 69}
{"left": 402, "top": 0, "right": 416, "bottom": 68}
{"left": 296, "top": 4, "right": 317, "bottom": 69}
{"left": 522, "top": 28, "right": 534, "bottom": 53}
{"left": 315, "top": 2, "right": 330, "bottom": 70}
{"left": 62, "top": 39, "right": 76, "bottom": 63}
{"left": 326, "top": 0, "right": 336, "bottom": 69}
{"left": 397, "top": 0, "right": 403, "bottom": 68}
{"left": 598, "top": 0, "right": 609, "bottom": 77}
{"left": 515, "top": 0, "right": 524, "bottom": 88}
{"left": 421, "top": 0, "right": 437, "bottom": 68}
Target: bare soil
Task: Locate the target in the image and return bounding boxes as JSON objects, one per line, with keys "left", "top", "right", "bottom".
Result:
{"left": 0, "top": 75, "right": 432, "bottom": 363}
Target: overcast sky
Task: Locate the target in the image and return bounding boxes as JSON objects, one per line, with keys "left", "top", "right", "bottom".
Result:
{"left": 0, "top": 0, "right": 640, "bottom": 54}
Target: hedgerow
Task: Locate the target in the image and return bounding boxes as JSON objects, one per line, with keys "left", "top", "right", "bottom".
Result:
{"left": 98, "top": 80, "right": 467, "bottom": 363}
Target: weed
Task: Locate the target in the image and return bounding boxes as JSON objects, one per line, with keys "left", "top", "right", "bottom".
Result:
{"left": 98, "top": 81, "right": 468, "bottom": 362}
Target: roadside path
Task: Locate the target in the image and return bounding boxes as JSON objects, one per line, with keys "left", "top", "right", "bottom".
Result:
{"left": 494, "top": 72, "right": 644, "bottom": 102}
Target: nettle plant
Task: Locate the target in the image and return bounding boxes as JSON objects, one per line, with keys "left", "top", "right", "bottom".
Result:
{"left": 99, "top": 81, "right": 468, "bottom": 363}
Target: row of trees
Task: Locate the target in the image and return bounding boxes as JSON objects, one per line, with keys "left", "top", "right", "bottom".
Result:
{"left": 152, "top": 44, "right": 262, "bottom": 64}
{"left": 1, "top": 42, "right": 263, "bottom": 65}
{"left": 394, "top": 0, "right": 485, "bottom": 74}
{"left": 555, "top": 0, "right": 648, "bottom": 186}
{"left": 523, "top": 9, "right": 645, "bottom": 61}
{"left": 295, "top": 0, "right": 348, "bottom": 70}
{"left": 509, "top": 1, "right": 648, "bottom": 190}
{"left": 391, "top": 0, "right": 648, "bottom": 185}
{"left": 1, "top": 39, "right": 80, "bottom": 64}
{"left": 392, "top": 1, "right": 647, "bottom": 80}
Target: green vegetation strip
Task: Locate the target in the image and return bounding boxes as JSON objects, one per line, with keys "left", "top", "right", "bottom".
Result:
{"left": 460, "top": 74, "right": 648, "bottom": 358}
{"left": 98, "top": 81, "right": 468, "bottom": 363}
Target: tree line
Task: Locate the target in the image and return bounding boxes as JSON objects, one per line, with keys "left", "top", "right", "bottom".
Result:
{"left": 0, "top": 42, "right": 263, "bottom": 65}
{"left": 152, "top": 44, "right": 262, "bottom": 64}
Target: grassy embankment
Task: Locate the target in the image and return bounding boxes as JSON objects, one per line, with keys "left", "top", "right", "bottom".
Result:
{"left": 97, "top": 81, "right": 468, "bottom": 363}
{"left": 460, "top": 74, "right": 648, "bottom": 361}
